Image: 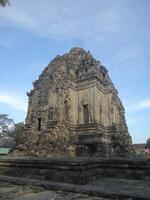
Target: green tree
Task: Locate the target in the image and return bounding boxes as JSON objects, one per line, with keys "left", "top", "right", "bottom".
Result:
{"left": 12, "top": 122, "right": 24, "bottom": 141}
{"left": 0, "top": 0, "right": 9, "bottom": 7}
{"left": 0, "top": 114, "right": 14, "bottom": 137}
{"left": 146, "top": 138, "right": 150, "bottom": 149}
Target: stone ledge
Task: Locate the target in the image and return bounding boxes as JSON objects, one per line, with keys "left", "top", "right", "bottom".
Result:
{"left": 0, "top": 175, "right": 150, "bottom": 200}
{"left": 0, "top": 157, "right": 149, "bottom": 185}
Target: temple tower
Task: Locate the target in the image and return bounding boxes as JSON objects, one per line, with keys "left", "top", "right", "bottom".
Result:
{"left": 19, "top": 48, "right": 132, "bottom": 157}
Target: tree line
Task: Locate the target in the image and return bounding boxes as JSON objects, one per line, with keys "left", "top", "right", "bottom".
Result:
{"left": 0, "top": 0, "right": 9, "bottom": 7}
{"left": 0, "top": 113, "right": 24, "bottom": 141}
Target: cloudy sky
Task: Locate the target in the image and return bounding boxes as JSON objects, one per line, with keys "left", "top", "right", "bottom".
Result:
{"left": 0, "top": 0, "right": 150, "bottom": 143}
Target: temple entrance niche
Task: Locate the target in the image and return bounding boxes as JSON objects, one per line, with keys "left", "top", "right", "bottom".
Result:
{"left": 37, "top": 117, "right": 42, "bottom": 131}
{"left": 48, "top": 107, "right": 54, "bottom": 121}
{"left": 64, "top": 100, "right": 69, "bottom": 121}
{"left": 99, "top": 105, "right": 102, "bottom": 124}
{"left": 83, "top": 104, "right": 89, "bottom": 124}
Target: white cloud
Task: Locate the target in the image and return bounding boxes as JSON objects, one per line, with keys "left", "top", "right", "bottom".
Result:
{"left": 0, "top": 32, "right": 20, "bottom": 47}
{"left": 125, "top": 98, "right": 150, "bottom": 112}
{"left": 113, "top": 46, "right": 142, "bottom": 63}
{"left": 136, "top": 99, "right": 150, "bottom": 110}
{"left": 0, "top": 94, "right": 27, "bottom": 112}
{"left": 126, "top": 117, "right": 139, "bottom": 125}
{"left": 0, "top": 0, "right": 121, "bottom": 43}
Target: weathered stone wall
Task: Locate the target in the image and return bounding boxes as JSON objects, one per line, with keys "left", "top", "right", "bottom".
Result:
{"left": 0, "top": 157, "right": 150, "bottom": 185}
{"left": 16, "top": 47, "right": 132, "bottom": 157}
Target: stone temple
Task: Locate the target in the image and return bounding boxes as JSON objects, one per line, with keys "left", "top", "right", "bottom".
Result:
{"left": 19, "top": 47, "right": 132, "bottom": 157}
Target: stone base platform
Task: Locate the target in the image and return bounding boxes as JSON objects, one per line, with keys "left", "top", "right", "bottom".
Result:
{"left": 0, "top": 157, "right": 150, "bottom": 185}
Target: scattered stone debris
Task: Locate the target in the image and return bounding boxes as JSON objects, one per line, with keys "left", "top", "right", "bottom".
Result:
{"left": 0, "top": 181, "right": 115, "bottom": 200}
{"left": 0, "top": 182, "right": 43, "bottom": 200}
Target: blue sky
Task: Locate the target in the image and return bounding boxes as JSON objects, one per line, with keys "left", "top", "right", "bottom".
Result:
{"left": 0, "top": 0, "right": 150, "bottom": 144}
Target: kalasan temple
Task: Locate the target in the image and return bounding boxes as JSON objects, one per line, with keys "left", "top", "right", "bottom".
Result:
{"left": 18, "top": 47, "right": 132, "bottom": 157}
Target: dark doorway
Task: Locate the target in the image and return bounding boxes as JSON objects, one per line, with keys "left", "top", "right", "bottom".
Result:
{"left": 83, "top": 104, "right": 89, "bottom": 124}
{"left": 38, "top": 118, "right": 42, "bottom": 131}
{"left": 88, "top": 144, "right": 97, "bottom": 156}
